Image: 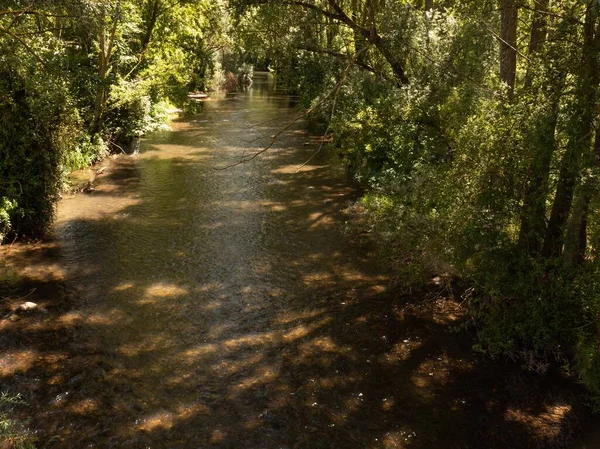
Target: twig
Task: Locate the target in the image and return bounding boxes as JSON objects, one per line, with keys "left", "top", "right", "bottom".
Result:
{"left": 107, "top": 139, "right": 127, "bottom": 154}
{"left": 296, "top": 45, "right": 377, "bottom": 73}
{"left": 479, "top": 19, "right": 532, "bottom": 63}
{"left": 212, "top": 113, "right": 303, "bottom": 170}
{"left": 2, "top": 288, "right": 36, "bottom": 302}
{"left": 514, "top": 2, "right": 583, "bottom": 24}
{"left": 570, "top": 318, "right": 599, "bottom": 331}
{"left": 0, "top": 9, "right": 69, "bottom": 18}
{"left": 242, "top": 117, "right": 287, "bottom": 130}
{"left": 0, "top": 181, "right": 23, "bottom": 196}
{"left": 295, "top": 95, "right": 337, "bottom": 173}
{"left": 213, "top": 44, "right": 371, "bottom": 171}
{"left": 241, "top": 135, "right": 272, "bottom": 144}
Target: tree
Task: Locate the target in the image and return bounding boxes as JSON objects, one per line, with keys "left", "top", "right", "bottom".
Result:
{"left": 0, "top": 0, "right": 224, "bottom": 239}
{"left": 230, "top": 0, "right": 411, "bottom": 84}
{"left": 227, "top": 0, "right": 600, "bottom": 399}
{"left": 542, "top": 1, "right": 599, "bottom": 259}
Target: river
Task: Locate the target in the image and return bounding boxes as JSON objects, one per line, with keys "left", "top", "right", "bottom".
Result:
{"left": 53, "top": 73, "right": 394, "bottom": 447}
{"left": 1, "top": 73, "right": 590, "bottom": 449}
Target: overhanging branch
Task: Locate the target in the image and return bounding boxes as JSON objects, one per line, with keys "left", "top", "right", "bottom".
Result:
{"left": 296, "top": 45, "right": 376, "bottom": 73}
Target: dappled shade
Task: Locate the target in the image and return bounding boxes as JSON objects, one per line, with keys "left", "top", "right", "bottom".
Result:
{"left": 0, "top": 76, "right": 587, "bottom": 448}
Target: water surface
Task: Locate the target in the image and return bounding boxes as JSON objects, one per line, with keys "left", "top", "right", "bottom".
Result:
{"left": 54, "top": 74, "right": 392, "bottom": 447}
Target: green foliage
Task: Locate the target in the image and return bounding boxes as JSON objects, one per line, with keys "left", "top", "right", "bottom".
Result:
{"left": 2, "top": 0, "right": 600, "bottom": 407}
{"left": 0, "top": 392, "right": 35, "bottom": 449}
{"left": 0, "top": 0, "right": 226, "bottom": 240}
{"left": 63, "top": 136, "right": 108, "bottom": 173}
{"left": 0, "top": 198, "right": 18, "bottom": 243}
{"left": 0, "top": 39, "right": 78, "bottom": 238}
{"left": 231, "top": 0, "right": 600, "bottom": 400}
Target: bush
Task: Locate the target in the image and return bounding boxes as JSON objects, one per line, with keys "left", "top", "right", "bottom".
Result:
{"left": 63, "top": 135, "right": 108, "bottom": 173}
{"left": 0, "top": 198, "right": 19, "bottom": 243}
{"left": 0, "top": 62, "right": 79, "bottom": 239}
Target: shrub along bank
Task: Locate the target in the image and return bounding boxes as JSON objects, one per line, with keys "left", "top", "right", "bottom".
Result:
{"left": 229, "top": 0, "right": 600, "bottom": 404}
{"left": 0, "top": 0, "right": 227, "bottom": 241}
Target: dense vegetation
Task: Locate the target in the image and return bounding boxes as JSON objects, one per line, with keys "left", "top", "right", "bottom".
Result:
{"left": 0, "top": 0, "right": 226, "bottom": 240}
{"left": 228, "top": 0, "right": 600, "bottom": 401}
{"left": 3, "top": 0, "right": 600, "bottom": 404}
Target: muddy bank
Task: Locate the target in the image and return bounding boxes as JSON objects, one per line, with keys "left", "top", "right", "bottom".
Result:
{"left": 1, "top": 73, "right": 598, "bottom": 448}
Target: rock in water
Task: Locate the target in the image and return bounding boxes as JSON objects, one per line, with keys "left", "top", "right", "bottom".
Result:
{"left": 17, "top": 302, "right": 38, "bottom": 313}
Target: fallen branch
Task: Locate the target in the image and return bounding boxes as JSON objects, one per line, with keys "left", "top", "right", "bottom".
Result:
{"left": 295, "top": 93, "right": 338, "bottom": 173}
{"left": 213, "top": 43, "right": 370, "bottom": 171}
{"left": 1, "top": 288, "right": 36, "bottom": 302}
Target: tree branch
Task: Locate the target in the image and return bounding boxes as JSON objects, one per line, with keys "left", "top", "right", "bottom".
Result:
{"left": 292, "top": 1, "right": 344, "bottom": 21}
{"left": 0, "top": 10, "right": 69, "bottom": 18}
{"left": 214, "top": 44, "right": 371, "bottom": 170}
{"left": 0, "top": 26, "right": 48, "bottom": 68}
{"left": 296, "top": 45, "right": 376, "bottom": 73}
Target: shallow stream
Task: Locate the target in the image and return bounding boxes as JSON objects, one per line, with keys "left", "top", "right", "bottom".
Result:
{"left": 53, "top": 74, "right": 393, "bottom": 447}
{"left": 1, "top": 73, "right": 586, "bottom": 449}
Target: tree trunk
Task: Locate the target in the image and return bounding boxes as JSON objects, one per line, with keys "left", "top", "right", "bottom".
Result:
{"left": 325, "top": 0, "right": 410, "bottom": 85}
{"left": 92, "top": 8, "right": 108, "bottom": 134}
{"left": 351, "top": 1, "right": 367, "bottom": 65}
{"left": 518, "top": 88, "right": 562, "bottom": 254}
{"left": 542, "top": 4, "right": 599, "bottom": 259}
{"left": 141, "top": 0, "right": 161, "bottom": 53}
{"left": 528, "top": 0, "right": 549, "bottom": 54}
{"left": 517, "top": 0, "right": 556, "bottom": 254}
{"left": 524, "top": 0, "right": 549, "bottom": 87}
{"left": 91, "top": 8, "right": 118, "bottom": 135}
{"left": 371, "top": 33, "right": 410, "bottom": 85}
{"left": 499, "top": 0, "right": 518, "bottom": 97}
{"left": 563, "top": 129, "right": 600, "bottom": 266}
